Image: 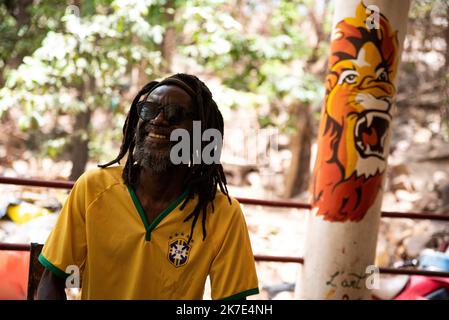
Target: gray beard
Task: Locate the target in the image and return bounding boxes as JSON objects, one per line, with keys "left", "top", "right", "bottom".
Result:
{"left": 134, "top": 145, "right": 173, "bottom": 175}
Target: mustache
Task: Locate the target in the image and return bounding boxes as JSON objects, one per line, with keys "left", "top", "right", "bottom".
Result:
{"left": 136, "top": 124, "right": 173, "bottom": 143}
{"left": 140, "top": 123, "right": 173, "bottom": 135}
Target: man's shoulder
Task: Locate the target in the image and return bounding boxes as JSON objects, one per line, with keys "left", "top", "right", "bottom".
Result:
{"left": 207, "top": 192, "right": 248, "bottom": 238}
{"left": 76, "top": 165, "right": 124, "bottom": 192}
{"left": 211, "top": 191, "right": 243, "bottom": 218}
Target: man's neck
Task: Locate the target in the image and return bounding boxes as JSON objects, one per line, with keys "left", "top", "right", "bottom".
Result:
{"left": 136, "top": 165, "right": 189, "bottom": 205}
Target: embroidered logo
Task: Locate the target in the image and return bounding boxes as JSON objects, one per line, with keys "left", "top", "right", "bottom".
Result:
{"left": 168, "top": 238, "right": 191, "bottom": 267}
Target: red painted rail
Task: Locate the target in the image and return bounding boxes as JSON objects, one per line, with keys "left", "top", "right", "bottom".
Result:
{"left": 0, "top": 242, "right": 31, "bottom": 251}
{"left": 0, "top": 176, "right": 75, "bottom": 189}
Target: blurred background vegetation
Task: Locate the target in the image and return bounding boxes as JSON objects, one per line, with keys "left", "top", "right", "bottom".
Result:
{"left": 0, "top": 0, "right": 448, "bottom": 200}
{"left": 1, "top": 0, "right": 449, "bottom": 300}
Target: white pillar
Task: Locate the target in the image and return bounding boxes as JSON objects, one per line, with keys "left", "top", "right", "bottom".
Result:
{"left": 296, "top": 0, "right": 410, "bottom": 300}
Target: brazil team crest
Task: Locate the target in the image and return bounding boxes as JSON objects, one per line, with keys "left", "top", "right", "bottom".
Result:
{"left": 168, "top": 238, "right": 191, "bottom": 267}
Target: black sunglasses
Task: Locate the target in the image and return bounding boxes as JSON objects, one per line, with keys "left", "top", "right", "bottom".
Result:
{"left": 136, "top": 101, "right": 195, "bottom": 125}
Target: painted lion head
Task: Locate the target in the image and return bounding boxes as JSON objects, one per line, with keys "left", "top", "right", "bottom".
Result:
{"left": 312, "top": 3, "right": 399, "bottom": 222}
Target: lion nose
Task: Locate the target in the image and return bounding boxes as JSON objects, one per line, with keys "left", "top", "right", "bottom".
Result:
{"left": 375, "top": 83, "right": 395, "bottom": 96}
{"left": 360, "top": 77, "right": 395, "bottom": 96}
{"left": 355, "top": 93, "right": 392, "bottom": 113}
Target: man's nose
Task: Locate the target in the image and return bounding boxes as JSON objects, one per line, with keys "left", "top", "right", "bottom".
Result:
{"left": 150, "top": 108, "right": 169, "bottom": 126}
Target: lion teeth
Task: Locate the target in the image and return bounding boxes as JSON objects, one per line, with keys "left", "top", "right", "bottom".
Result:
{"left": 357, "top": 141, "right": 365, "bottom": 150}
{"left": 367, "top": 114, "right": 373, "bottom": 127}
{"left": 381, "top": 131, "right": 386, "bottom": 145}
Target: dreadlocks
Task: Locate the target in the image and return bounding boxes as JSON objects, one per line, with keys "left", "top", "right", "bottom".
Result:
{"left": 99, "top": 73, "right": 231, "bottom": 243}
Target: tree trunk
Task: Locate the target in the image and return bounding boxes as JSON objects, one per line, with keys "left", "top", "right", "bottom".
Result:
{"left": 69, "top": 76, "right": 94, "bottom": 181}
{"left": 283, "top": 104, "right": 311, "bottom": 198}
{"left": 161, "top": 0, "right": 176, "bottom": 73}
{"left": 69, "top": 110, "right": 92, "bottom": 181}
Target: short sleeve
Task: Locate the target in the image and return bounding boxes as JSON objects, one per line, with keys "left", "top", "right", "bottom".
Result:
{"left": 209, "top": 201, "right": 259, "bottom": 300}
{"left": 38, "top": 173, "right": 88, "bottom": 279}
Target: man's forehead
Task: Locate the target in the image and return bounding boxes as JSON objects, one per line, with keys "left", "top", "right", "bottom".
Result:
{"left": 146, "top": 85, "right": 193, "bottom": 103}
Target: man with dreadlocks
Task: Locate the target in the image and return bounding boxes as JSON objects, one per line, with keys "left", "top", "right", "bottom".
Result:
{"left": 37, "top": 73, "right": 259, "bottom": 300}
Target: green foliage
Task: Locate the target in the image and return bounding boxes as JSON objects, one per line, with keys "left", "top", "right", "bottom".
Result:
{"left": 0, "top": 1, "right": 67, "bottom": 78}
{"left": 3, "top": 0, "right": 165, "bottom": 106}
{"left": 1, "top": 0, "right": 330, "bottom": 164}
{"left": 180, "top": 0, "right": 327, "bottom": 132}
{"left": 41, "top": 137, "right": 68, "bottom": 158}
{"left": 0, "top": 0, "right": 172, "bottom": 160}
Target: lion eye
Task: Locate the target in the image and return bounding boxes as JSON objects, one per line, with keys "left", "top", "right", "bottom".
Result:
{"left": 377, "top": 70, "right": 388, "bottom": 82}
{"left": 338, "top": 70, "right": 359, "bottom": 85}
{"left": 344, "top": 74, "right": 357, "bottom": 83}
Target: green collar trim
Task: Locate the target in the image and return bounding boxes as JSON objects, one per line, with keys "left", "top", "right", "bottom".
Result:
{"left": 128, "top": 185, "right": 188, "bottom": 241}
{"left": 128, "top": 185, "right": 150, "bottom": 236}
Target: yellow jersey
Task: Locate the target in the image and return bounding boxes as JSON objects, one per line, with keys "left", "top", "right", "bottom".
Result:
{"left": 39, "top": 166, "right": 259, "bottom": 300}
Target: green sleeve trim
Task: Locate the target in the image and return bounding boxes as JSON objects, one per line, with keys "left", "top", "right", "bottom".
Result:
{"left": 38, "top": 254, "right": 70, "bottom": 279}
{"left": 220, "top": 287, "right": 259, "bottom": 300}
